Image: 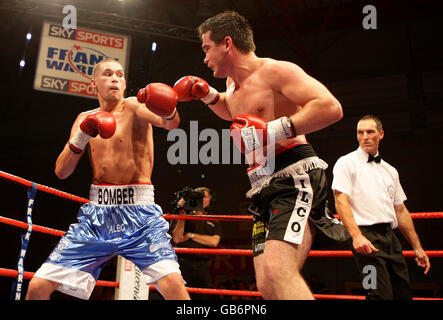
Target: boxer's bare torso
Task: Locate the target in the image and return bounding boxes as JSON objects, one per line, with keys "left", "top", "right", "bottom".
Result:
{"left": 202, "top": 33, "right": 342, "bottom": 166}
{"left": 55, "top": 60, "right": 176, "bottom": 184}
{"left": 76, "top": 98, "right": 156, "bottom": 185}
{"left": 224, "top": 58, "right": 308, "bottom": 156}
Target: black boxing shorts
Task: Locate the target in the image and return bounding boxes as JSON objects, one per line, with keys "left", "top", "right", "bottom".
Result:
{"left": 247, "top": 144, "right": 350, "bottom": 257}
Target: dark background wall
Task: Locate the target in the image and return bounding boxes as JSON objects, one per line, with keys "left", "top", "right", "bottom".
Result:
{"left": 0, "top": 0, "right": 442, "bottom": 299}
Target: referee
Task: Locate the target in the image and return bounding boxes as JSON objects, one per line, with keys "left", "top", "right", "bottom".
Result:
{"left": 332, "top": 114, "right": 430, "bottom": 300}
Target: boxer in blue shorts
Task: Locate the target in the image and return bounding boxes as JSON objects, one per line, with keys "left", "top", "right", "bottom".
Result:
{"left": 26, "top": 58, "right": 190, "bottom": 300}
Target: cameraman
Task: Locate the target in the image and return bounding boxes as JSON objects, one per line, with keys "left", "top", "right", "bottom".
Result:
{"left": 170, "top": 187, "right": 222, "bottom": 299}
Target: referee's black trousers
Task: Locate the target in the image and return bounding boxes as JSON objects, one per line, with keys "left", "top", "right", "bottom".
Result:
{"left": 350, "top": 223, "right": 413, "bottom": 300}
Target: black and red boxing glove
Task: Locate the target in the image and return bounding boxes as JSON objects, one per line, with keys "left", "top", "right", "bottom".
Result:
{"left": 173, "top": 76, "right": 220, "bottom": 105}
{"left": 137, "top": 83, "right": 178, "bottom": 120}
{"left": 69, "top": 111, "right": 116, "bottom": 154}
{"left": 230, "top": 114, "right": 296, "bottom": 154}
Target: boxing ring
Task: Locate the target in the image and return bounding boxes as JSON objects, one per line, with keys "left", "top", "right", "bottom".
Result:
{"left": 1, "top": 170, "right": 442, "bottom": 300}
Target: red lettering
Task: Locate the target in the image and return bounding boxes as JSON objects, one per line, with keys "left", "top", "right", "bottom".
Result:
{"left": 75, "top": 29, "right": 124, "bottom": 49}
{"left": 68, "top": 80, "right": 97, "bottom": 97}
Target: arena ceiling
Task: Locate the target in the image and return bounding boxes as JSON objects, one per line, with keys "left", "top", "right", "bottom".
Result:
{"left": 0, "top": 0, "right": 438, "bottom": 43}
{"left": 0, "top": 0, "right": 439, "bottom": 75}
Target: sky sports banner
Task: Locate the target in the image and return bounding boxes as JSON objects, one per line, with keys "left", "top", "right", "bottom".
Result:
{"left": 34, "top": 21, "right": 131, "bottom": 99}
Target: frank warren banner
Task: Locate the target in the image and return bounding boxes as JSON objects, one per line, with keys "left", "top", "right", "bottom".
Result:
{"left": 34, "top": 21, "right": 131, "bottom": 99}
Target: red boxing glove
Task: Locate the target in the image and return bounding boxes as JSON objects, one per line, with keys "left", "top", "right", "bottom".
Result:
{"left": 137, "top": 83, "right": 178, "bottom": 119}
{"left": 230, "top": 114, "right": 295, "bottom": 154}
{"left": 173, "top": 76, "right": 220, "bottom": 105}
{"left": 69, "top": 111, "right": 116, "bottom": 154}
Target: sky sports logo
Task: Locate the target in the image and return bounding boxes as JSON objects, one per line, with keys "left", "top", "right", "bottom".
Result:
{"left": 41, "top": 75, "right": 97, "bottom": 97}
{"left": 48, "top": 24, "right": 125, "bottom": 49}
{"left": 34, "top": 16, "right": 129, "bottom": 99}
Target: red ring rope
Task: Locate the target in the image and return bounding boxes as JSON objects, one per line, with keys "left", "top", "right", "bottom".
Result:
{"left": 2, "top": 215, "right": 443, "bottom": 258}
{"left": 0, "top": 216, "right": 66, "bottom": 237}
{"left": 0, "top": 171, "right": 88, "bottom": 204}
{"left": 1, "top": 170, "right": 442, "bottom": 220}
{"left": 163, "top": 214, "right": 253, "bottom": 221}
{"left": 1, "top": 268, "right": 442, "bottom": 300}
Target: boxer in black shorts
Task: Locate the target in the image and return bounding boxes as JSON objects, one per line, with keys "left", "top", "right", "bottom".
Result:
{"left": 173, "top": 11, "right": 347, "bottom": 299}
{"left": 247, "top": 143, "right": 349, "bottom": 257}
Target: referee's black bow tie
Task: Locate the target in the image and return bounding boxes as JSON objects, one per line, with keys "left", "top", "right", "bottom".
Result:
{"left": 368, "top": 154, "right": 381, "bottom": 163}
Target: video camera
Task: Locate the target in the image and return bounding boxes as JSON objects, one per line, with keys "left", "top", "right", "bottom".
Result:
{"left": 171, "top": 187, "right": 205, "bottom": 214}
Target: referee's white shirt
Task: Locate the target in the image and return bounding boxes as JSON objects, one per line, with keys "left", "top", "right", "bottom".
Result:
{"left": 331, "top": 147, "right": 407, "bottom": 229}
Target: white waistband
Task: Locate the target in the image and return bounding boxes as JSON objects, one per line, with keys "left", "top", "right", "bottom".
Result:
{"left": 89, "top": 184, "right": 155, "bottom": 206}
{"left": 246, "top": 156, "right": 328, "bottom": 198}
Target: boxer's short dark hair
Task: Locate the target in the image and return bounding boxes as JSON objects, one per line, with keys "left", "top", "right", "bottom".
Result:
{"left": 92, "top": 58, "right": 122, "bottom": 79}
{"left": 198, "top": 11, "right": 256, "bottom": 53}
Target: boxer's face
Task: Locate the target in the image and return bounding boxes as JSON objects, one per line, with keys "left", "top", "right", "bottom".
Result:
{"left": 357, "top": 119, "right": 384, "bottom": 155}
{"left": 92, "top": 61, "right": 126, "bottom": 101}
{"left": 201, "top": 31, "right": 228, "bottom": 78}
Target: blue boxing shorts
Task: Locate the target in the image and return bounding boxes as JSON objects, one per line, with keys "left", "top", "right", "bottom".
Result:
{"left": 34, "top": 184, "right": 182, "bottom": 300}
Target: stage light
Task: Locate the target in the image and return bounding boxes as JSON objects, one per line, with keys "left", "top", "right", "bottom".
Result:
{"left": 19, "top": 59, "right": 25, "bottom": 68}
{"left": 26, "top": 32, "right": 32, "bottom": 40}
{"left": 152, "top": 42, "right": 157, "bottom": 52}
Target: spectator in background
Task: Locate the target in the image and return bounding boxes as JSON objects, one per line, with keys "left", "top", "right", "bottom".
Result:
{"left": 171, "top": 187, "right": 222, "bottom": 299}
